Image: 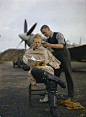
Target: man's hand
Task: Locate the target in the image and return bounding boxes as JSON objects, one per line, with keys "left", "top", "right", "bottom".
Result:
{"left": 30, "top": 43, "right": 33, "bottom": 48}
{"left": 42, "top": 42, "right": 51, "bottom": 47}
{"left": 43, "top": 42, "right": 64, "bottom": 49}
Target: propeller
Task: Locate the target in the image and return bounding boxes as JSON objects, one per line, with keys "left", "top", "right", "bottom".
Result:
{"left": 16, "top": 40, "right": 23, "bottom": 48}
{"left": 27, "top": 22, "right": 37, "bottom": 35}
{"left": 24, "top": 19, "right": 27, "bottom": 50}
{"left": 24, "top": 19, "right": 27, "bottom": 33}
{"left": 18, "top": 19, "right": 37, "bottom": 51}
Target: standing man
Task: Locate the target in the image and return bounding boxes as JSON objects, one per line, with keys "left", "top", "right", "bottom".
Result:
{"left": 40, "top": 25, "right": 74, "bottom": 99}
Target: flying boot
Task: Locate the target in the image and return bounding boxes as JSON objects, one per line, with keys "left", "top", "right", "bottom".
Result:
{"left": 43, "top": 71, "right": 67, "bottom": 88}
{"left": 48, "top": 91, "right": 60, "bottom": 117}
{"left": 31, "top": 68, "right": 66, "bottom": 88}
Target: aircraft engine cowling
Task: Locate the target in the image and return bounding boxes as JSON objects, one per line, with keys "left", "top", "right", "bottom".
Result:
{"left": 19, "top": 33, "right": 30, "bottom": 41}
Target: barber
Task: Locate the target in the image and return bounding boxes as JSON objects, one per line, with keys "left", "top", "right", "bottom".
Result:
{"left": 40, "top": 25, "right": 74, "bottom": 99}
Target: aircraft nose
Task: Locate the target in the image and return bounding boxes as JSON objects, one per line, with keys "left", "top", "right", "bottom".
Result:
{"left": 18, "top": 33, "right": 29, "bottom": 41}
{"left": 19, "top": 34, "right": 21, "bottom": 38}
{"left": 19, "top": 34, "right": 23, "bottom": 39}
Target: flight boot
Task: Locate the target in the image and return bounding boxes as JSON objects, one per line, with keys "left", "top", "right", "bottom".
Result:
{"left": 48, "top": 91, "right": 60, "bottom": 117}
{"left": 43, "top": 71, "right": 67, "bottom": 88}
{"left": 31, "top": 67, "right": 66, "bottom": 88}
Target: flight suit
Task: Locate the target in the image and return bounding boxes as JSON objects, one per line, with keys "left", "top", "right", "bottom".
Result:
{"left": 31, "top": 67, "right": 66, "bottom": 117}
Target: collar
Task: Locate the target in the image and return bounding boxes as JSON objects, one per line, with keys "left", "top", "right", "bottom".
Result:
{"left": 50, "top": 31, "right": 54, "bottom": 38}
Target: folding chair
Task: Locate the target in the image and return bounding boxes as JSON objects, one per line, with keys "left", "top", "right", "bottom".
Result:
{"left": 29, "top": 83, "right": 47, "bottom": 106}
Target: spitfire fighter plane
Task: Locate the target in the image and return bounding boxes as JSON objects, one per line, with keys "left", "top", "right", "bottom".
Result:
{"left": 68, "top": 44, "right": 86, "bottom": 62}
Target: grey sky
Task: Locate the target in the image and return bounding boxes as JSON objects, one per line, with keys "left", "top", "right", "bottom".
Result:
{"left": 0, "top": 0, "right": 86, "bottom": 52}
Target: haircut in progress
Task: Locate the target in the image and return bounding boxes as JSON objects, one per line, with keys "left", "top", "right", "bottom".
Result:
{"left": 33, "top": 34, "right": 42, "bottom": 42}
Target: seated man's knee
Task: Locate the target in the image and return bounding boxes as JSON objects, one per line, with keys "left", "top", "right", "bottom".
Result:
{"left": 31, "top": 67, "right": 44, "bottom": 80}
{"left": 31, "top": 67, "right": 44, "bottom": 83}
{"left": 31, "top": 67, "right": 37, "bottom": 76}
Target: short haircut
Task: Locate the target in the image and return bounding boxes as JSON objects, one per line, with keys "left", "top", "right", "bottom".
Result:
{"left": 33, "top": 34, "right": 42, "bottom": 42}
{"left": 40, "top": 25, "right": 50, "bottom": 31}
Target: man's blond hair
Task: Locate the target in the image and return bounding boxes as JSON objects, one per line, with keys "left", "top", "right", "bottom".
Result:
{"left": 33, "top": 34, "right": 42, "bottom": 42}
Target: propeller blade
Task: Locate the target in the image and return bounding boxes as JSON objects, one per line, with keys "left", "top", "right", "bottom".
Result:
{"left": 24, "top": 19, "right": 27, "bottom": 33}
{"left": 16, "top": 40, "right": 23, "bottom": 48}
{"left": 25, "top": 41, "right": 27, "bottom": 50}
{"left": 27, "top": 22, "right": 37, "bottom": 36}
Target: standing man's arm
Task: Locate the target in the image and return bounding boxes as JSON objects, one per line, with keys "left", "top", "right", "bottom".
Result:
{"left": 43, "top": 42, "right": 64, "bottom": 48}
{"left": 43, "top": 32, "right": 65, "bottom": 49}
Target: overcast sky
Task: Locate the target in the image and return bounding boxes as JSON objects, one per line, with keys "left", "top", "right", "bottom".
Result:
{"left": 0, "top": 0, "right": 86, "bottom": 52}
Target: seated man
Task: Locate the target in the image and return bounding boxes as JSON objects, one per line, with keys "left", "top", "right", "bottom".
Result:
{"left": 23, "top": 34, "right": 66, "bottom": 117}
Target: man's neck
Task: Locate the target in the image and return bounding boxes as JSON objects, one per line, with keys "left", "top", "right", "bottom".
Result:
{"left": 50, "top": 31, "right": 54, "bottom": 38}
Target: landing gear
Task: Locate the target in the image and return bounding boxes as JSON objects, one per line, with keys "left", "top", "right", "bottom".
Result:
{"left": 13, "top": 60, "right": 15, "bottom": 68}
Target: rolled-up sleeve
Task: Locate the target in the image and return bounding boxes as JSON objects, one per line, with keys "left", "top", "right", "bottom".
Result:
{"left": 56, "top": 32, "right": 65, "bottom": 44}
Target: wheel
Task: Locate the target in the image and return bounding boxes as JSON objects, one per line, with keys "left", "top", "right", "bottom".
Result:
{"left": 13, "top": 60, "right": 15, "bottom": 68}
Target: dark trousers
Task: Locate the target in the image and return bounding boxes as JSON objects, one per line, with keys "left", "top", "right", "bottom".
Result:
{"left": 31, "top": 67, "right": 58, "bottom": 108}
{"left": 31, "top": 67, "right": 63, "bottom": 116}
{"left": 54, "top": 48, "right": 74, "bottom": 97}
{"left": 31, "top": 67, "right": 57, "bottom": 91}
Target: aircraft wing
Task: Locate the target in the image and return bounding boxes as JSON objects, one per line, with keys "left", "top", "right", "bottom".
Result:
{"left": 68, "top": 44, "right": 86, "bottom": 61}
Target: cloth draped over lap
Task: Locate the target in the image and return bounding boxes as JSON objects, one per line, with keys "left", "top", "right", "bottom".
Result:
{"left": 57, "top": 98, "right": 85, "bottom": 110}
{"left": 23, "top": 46, "right": 61, "bottom": 85}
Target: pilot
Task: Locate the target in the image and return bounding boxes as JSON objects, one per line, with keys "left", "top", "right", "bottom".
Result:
{"left": 40, "top": 25, "right": 74, "bottom": 100}
{"left": 23, "top": 33, "right": 67, "bottom": 117}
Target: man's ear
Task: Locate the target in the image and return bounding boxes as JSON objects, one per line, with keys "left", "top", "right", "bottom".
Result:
{"left": 47, "top": 28, "right": 50, "bottom": 31}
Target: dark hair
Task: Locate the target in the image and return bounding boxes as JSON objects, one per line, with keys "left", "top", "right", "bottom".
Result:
{"left": 40, "top": 25, "right": 50, "bottom": 31}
